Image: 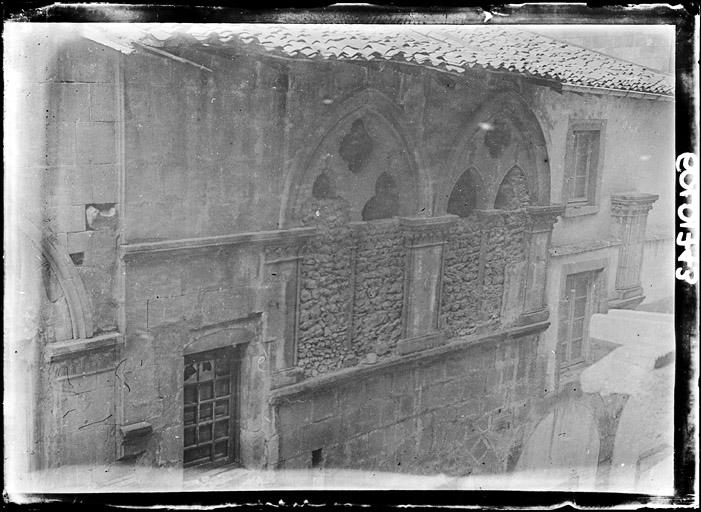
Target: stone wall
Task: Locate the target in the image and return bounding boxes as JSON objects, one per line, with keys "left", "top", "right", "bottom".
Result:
{"left": 297, "top": 198, "right": 355, "bottom": 377}
{"left": 275, "top": 331, "right": 545, "bottom": 475}
{"left": 441, "top": 211, "right": 528, "bottom": 338}
{"left": 350, "top": 219, "right": 406, "bottom": 357}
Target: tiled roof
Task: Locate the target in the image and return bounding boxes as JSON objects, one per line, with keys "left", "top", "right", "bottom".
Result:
{"left": 83, "top": 24, "right": 674, "bottom": 96}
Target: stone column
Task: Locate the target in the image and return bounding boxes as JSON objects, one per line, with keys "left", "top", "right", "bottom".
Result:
{"left": 609, "top": 193, "right": 658, "bottom": 309}
{"left": 398, "top": 215, "right": 457, "bottom": 354}
{"left": 260, "top": 228, "right": 316, "bottom": 388}
{"left": 518, "top": 205, "right": 565, "bottom": 325}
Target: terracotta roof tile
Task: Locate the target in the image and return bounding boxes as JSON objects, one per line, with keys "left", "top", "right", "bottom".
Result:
{"left": 83, "top": 24, "right": 673, "bottom": 96}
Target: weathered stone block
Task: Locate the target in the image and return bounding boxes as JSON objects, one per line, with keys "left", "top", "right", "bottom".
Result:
{"left": 76, "top": 122, "right": 115, "bottom": 165}
{"left": 126, "top": 261, "right": 183, "bottom": 302}
{"left": 323, "top": 443, "right": 346, "bottom": 468}
{"left": 146, "top": 294, "right": 195, "bottom": 328}
{"left": 200, "top": 287, "right": 255, "bottom": 326}
{"left": 56, "top": 41, "right": 115, "bottom": 83}
{"left": 445, "top": 356, "right": 467, "bottom": 378}
{"left": 305, "top": 416, "right": 342, "bottom": 451}
{"left": 278, "top": 399, "right": 312, "bottom": 429}
{"left": 398, "top": 394, "right": 415, "bottom": 418}
{"left": 46, "top": 122, "right": 76, "bottom": 167}
{"left": 67, "top": 230, "right": 91, "bottom": 254}
{"left": 311, "top": 391, "right": 337, "bottom": 423}
{"left": 419, "top": 362, "right": 446, "bottom": 388}
{"left": 90, "top": 83, "right": 116, "bottom": 122}
{"left": 91, "top": 164, "right": 118, "bottom": 203}
{"left": 51, "top": 82, "right": 91, "bottom": 122}
{"left": 55, "top": 204, "right": 86, "bottom": 233}
{"left": 67, "top": 165, "right": 94, "bottom": 204}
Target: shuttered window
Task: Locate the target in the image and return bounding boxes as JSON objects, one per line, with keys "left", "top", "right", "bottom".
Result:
{"left": 569, "top": 130, "right": 600, "bottom": 204}
{"left": 559, "top": 271, "right": 594, "bottom": 367}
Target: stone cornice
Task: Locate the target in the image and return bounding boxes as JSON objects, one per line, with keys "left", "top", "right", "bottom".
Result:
{"left": 46, "top": 331, "right": 122, "bottom": 361}
{"left": 120, "top": 227, "right": 318, "bottom": 259}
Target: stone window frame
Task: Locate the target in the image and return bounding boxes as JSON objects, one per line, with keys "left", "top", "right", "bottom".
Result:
{"left": 562, "top": 119, "right": 607, "bottom": 217}
{"left": 557, "top": 258, "right": 609, "bottom": 372}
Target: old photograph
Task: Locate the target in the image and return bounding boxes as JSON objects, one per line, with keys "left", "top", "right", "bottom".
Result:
{"left": 3, "top": 13, "right": 694, "bottom": 502}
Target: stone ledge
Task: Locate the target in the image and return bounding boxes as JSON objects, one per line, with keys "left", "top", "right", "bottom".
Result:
{"left": 516, "top": 308, "right": 550, "bottom": 326}
{"left": 271, "top": 367, "right": 305, "bottom": 389}
{"left": 608, "top": 294, "right": 645, "bottom": 310}
{"left": 46, "top": 331, "right": 122, "bottom": 361}
{"left": 397, "top": 331, "right": 446, "bottom": 355}
{"left": 120, "top": 227, "right": 317, "bottom": 258}
{"left": 270, "top": 320, "right": 550, "bottom": 404}
{"left": 120, "top": 421, "right": 153, "bottom": 441}
{"left": 550, "top": 238, "right": 622, "bottom": 258}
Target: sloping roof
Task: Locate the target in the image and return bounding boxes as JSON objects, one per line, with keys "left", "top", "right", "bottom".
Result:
{"left": 82, "top": 24, "right": 674, "bottom": 96}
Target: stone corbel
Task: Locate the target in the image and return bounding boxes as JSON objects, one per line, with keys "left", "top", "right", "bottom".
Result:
{"left": 609, "top": 193, "right": 658, "bottom": 309}
{"left": 517, "top": 204, "right": 565, "bottom": 325}
{"left": 397, "top": 215, "right": 457, "bottom": 354}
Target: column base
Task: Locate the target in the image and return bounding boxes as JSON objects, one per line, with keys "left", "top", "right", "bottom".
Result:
{"left": 397, "top": 331, "right": 446, "bottom": 355}
{"left": 516, "top": 307, "right": 550, "bottom": 326}
{"left": 608, "top": 286, "right": 645, "bottom": 310}
{"left": 608, "top": 294, "right": 645, "bottom": 310}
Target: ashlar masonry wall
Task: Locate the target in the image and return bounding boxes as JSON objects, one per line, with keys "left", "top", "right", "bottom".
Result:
{"left": 274, "top": 330, "right": 545, "bottom": 475}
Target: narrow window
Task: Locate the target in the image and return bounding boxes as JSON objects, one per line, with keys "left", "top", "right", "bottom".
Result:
{"left": 560, "top": 271, "right": 594, "bottom": 368}
{"left": 183, "top": 347, "right": 240, "bottom": 467}
{"left": 567, "top": 128, "right": 601, "bottom": 205}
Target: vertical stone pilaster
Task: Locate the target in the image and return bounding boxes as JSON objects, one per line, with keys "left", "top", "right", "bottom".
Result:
{"left": 397, "top": 215, "right": 457, "bottom": 354}
{"left": 261, "top": 228, "right": 316, "bottom": 388}
{"left": 609, "top": 193, "right": 658, "bottom": 309}
{"left": 518, "top": 205, "right": 565, "bottom": 325}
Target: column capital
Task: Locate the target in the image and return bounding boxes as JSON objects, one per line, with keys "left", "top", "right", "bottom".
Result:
{"left": 399, "top": 215, "right": 457, "bottom": 246}
{"left": 610, "top": 193, "right": 659, "bottom": 217}
{"left": 525, "top": 204, "right": 565, "bottom": 232}
{"left": 262, "top": 227, "right": 317, "bottom": 264}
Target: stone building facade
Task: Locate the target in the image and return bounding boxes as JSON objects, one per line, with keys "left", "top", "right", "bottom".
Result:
{"left": 5, "top": 24, "right": 674, "bottom": 486}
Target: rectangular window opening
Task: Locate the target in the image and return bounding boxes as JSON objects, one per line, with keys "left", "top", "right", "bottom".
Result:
{"left": 183, "top": 346, "right": 241, "bottom": 468}
{"left": 567, "top": 126, "right": 602, "bottom": 207}
{"left": 561, "top": 271, "right": 596, "bottom": 369}
{"left": 311, "top": 448, "right": 323, "bottom": 468}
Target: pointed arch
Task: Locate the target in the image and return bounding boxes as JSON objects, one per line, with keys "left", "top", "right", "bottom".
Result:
{"left": 447, "top": 167, "right": 483, "bottom": 217}
{"left": 19, "top": 219, "right": 94, "bottom": 340}
{"left": 279, "top": 87, "right": 431, "bottom": 227}
{"left": 494, "top": 165, "right": 531, "bottom": 210}
{"left": 438, "top": 89, "right": 551, "bottom": 214}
